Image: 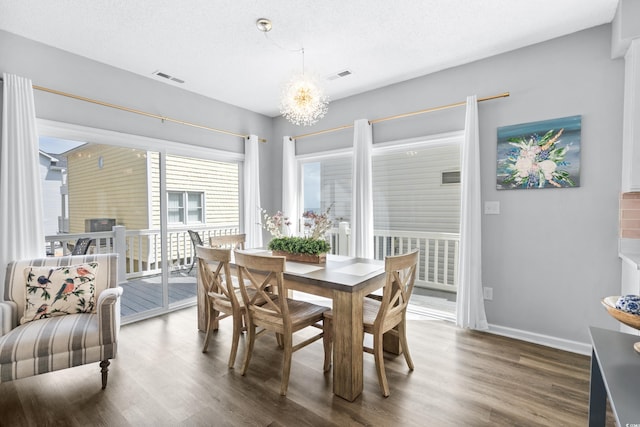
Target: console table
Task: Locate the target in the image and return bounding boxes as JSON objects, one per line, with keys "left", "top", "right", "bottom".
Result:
{"left": 588, "top": 326, "right": 640, "bottom": 426}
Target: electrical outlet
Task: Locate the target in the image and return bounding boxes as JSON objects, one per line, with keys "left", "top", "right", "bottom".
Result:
{"left": 483, "top": 287, "right": 493, "bottom": 301}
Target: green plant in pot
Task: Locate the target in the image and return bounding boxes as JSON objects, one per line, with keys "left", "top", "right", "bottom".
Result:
{"left": 261, "top": 205, "right": 333, "bottom": 263}
{"left": 268, "top": 236, "right": 331, "bottom": 255}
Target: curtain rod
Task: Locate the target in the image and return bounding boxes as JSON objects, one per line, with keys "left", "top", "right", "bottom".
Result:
{"left": 0, "top": 78, "right": 266, "bottom": 143}
{"left": 291, "top": 91, "right": 510, "bottom": 140}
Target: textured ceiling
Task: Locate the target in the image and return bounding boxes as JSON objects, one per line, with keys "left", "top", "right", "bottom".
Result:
{"left": 0, "top": 0, "right": 620, "bottom": 118}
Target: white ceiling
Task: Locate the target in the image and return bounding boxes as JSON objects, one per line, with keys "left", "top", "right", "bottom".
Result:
{"left": 0, "top": 0, "right": 620, "bottom": 118}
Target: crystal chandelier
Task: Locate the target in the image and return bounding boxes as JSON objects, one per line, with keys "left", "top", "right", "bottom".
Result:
{"left": 280, "top": 60, "right": 329, "bottom": 127}
{"left": 256, "top": 18, "right": 329, "bottom": 126}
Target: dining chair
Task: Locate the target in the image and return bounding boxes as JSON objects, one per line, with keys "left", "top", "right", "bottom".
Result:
{"left": 325, "top": 249, "right": 419, "bottom": 397}
{"left": 196, "top": 245, "right": 246, "bottom": 368}
{"left": 234, "top": 250, "right": 332, "bottom": 396}
{"left": 188, "top": 230, "right": 205, "bottom": 273}
{"left": 209, "top": 233, "right": 246, "bottom": 250}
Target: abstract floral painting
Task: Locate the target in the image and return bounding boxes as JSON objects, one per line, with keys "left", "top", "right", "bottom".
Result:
{"left": 497, "top": 115, "right": 581, "bottom": 190}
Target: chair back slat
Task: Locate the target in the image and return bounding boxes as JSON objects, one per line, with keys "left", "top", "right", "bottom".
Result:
{"left": 234, "top": 251, "right": 288, "bottom": 329}
{"left": 210, "top": 234, "right": 246, "bottom": 250}
{"left": 375, "top": 250, "right": 419, "bottom": 328}
{"left": 195, "top": 245, "right": 235, "bottom": 303}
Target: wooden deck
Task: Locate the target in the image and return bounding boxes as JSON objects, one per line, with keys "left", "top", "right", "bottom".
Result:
{"left": 120, "top": 271, "right": 197, "bottom": 318}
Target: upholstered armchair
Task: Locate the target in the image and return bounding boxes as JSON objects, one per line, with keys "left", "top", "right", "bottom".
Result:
{"left": 0, "top": 253, "right": 122, "bottom": 388}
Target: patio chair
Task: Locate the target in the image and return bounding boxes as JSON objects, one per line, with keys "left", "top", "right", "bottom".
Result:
{"left": 71, "top": 237, "right": 94, "bottom": 255}
{"left": 0, "top": 253, "right": 122, "bottom": 389}
{"left": 324, "top": 249, "right": 419, "bottom": 397}
{"left": 187, "top": 230, "right": 204, "bottom": 273}
{"left": 235, "top": 250, "right": 331, "bottom": 396}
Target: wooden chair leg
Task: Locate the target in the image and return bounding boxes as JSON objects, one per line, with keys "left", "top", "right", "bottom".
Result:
{"left": 202, "top": 302, "right": 213, "bottom": 353}
{"left": 323, "top": 316, "right": 332, "bottom": 372}
{"left": 100, "top": 360, "right": 110, "bottom": 390}
{"left": 241, "top": 321, "right": 256, "bottom": 376}
{"left": 228, "top": 312, "right": 243, "bottom": 368}
{"left": 373, "top": 333, "right": 390, "bottom": 397}
{"left": 398, "top": 319, "right": 414, "bottom": 370}
{"left": 280, "top": 333, "right": 293, "bottom": 396}
{"left": 212, "top": 308, "right": 220, "bottom": 331}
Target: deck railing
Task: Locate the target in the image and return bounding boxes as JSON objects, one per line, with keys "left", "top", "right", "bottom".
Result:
{"left": 45, "top": 225, "right": 240, "bottom": 283}
{"left": 46, "top": 225, "right": 458, "bottom": 292}
{"left": 326, "top": 227, "right": 459, "bottom": 292}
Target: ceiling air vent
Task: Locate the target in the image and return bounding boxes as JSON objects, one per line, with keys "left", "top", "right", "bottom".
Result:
{"left": 152, "top": 70, "right": 185, "bottom": 84}
{"left": 327, "top": 70, "right": 353, "bottom": 81}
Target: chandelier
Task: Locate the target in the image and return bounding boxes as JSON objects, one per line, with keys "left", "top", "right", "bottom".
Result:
{"left": 256, "top": 18, "right": 329, "bottom": 127}
{"left": 280, "top": 49, "right": 329, "bottom": 127}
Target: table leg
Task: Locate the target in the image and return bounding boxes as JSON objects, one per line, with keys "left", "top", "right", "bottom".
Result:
{"left": 588, "top": 349, "right": 607, "bottom": 426}
{"left": 332, "top": 289, "right": 364, "bottom": 401}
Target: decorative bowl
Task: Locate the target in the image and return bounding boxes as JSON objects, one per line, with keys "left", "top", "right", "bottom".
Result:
{"left": 601, "top": 296, "right": 640, "bottom": 330}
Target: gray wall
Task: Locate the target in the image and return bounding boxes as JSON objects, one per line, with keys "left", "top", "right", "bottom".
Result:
{"left": 0, "top": 30, "right": 272, "bottom": 154}
{"left": 1, "top": 24, "right": 626, "bottom": 347}
{"left": 272, "top": 24, "right": 625, "bottom": 347}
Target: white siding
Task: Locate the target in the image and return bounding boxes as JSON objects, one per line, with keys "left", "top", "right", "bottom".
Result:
{"left": 373, "top": 144, "right": 460, "bottom": 233}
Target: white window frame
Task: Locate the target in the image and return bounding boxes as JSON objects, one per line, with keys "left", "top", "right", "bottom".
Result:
{"left": 167, "top": 191, "right": 205, "bottom": 225}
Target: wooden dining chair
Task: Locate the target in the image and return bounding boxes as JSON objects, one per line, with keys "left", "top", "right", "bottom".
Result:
{"left": 196, "top": 245, "right": 247, "bottom": 368}
{"left": 325, "top": 249, "right": 419, "bottom": 397}
{"left": 188, "top": 230, "right": 205, "bottom": 273}
{"left": 234, "top": 250, "right": 332, "bottom": 396}
{"left": 209, "top": 234, "right": 245, "bottom": 250}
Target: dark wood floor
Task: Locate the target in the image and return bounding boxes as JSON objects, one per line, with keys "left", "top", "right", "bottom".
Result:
{"left": 0, "top": 307, "right": 615, "bottom": 426}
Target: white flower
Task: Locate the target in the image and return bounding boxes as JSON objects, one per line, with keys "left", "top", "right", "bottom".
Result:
{"left": 515, "top": 157, "right": 533, "bottom": 178}
{"left": 539, "top": 160, "right": 557, "bottom": 181}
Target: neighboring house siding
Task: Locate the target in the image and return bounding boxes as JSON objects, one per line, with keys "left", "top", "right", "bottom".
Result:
{"left": 373, "top": 144, "right": 461, "bottom": 233}
{"left": 150, "top": 154, "right": 240, "bottom": 228}
{"left": 67, "top": 144, "right": 149, "bottom": 233}
{"left": 67, "top": 146, "right": 240, "bottom": 269}
{"left": 149, "top": 153, "right": 240, "bottom": 267}
{"left": 319, "top": 158, "right": 352, "bottom": 223}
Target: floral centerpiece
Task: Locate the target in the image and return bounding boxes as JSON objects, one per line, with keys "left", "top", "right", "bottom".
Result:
{"left": 261, "top": 205, "right": 333, "bottom": 263}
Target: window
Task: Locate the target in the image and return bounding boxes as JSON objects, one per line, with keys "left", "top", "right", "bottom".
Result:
{"left": 301, "top": 156, "right": 352, "bottom": 225}
{"left": 167, "top": 191, "right": 204, "bottom": 224}
{"left": 373, "top": 143, "right": 461, "bottom": 233}
{"left": 441, "top": 171, "right": 461, "bottom": 185}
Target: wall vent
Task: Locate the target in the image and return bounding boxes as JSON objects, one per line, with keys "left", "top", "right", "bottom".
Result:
{"left": 152, "top": 70, "right": 185, "bottom": 84}
{"left": 327, "top": 70, "right": 353, "bottom": 81}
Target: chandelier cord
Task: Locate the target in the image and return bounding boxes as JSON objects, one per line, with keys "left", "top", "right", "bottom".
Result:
{"left": 256, "top": 18, "right": 328, "bottom": 126}
{"left": 260, "top": 31, "right": 302, "bottom": 54}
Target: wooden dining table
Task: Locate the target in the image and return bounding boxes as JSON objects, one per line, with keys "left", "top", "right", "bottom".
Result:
{"left": 196, "top": 250, "right": 388, "bottom": 401}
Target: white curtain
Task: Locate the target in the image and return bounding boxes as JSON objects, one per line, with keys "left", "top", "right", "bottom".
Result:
{"left": 0, "top": 73, "right": 45, "bottom": 275}
{"left": 282, "top": 136, "right": 298, "bottom": 234}
{"left": 243, "top": 134, "right": 263, "bottom": 249}
{"left": 350, "top": 119, "right": 373, "bottom": 258}
{"left": 456, "top": 95, "right": 488, "bottom": 330}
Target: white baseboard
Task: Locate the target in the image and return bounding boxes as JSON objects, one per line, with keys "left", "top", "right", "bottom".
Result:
{"left": 486, "top": 324, "right": 592, "bottom": 356}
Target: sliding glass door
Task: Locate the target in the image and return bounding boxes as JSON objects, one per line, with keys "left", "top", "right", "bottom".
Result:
{"left": 38, "top": 123, "right": 242, "bottom": 323}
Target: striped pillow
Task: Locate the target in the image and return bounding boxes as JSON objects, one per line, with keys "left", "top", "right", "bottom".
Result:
{"left": 20, "top": 263, "right": 99, "bottom": 324}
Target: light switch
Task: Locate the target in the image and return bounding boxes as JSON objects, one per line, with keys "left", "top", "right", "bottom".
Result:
{"left": 484, "top": 201, "right": 500, "bottom": 215}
